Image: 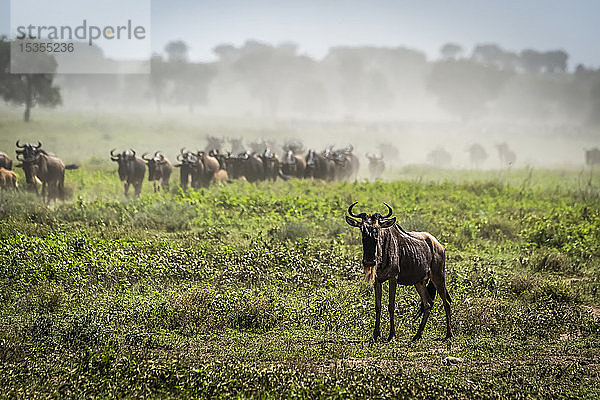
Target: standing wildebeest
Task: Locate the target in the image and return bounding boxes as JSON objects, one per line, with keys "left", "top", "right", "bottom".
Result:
{"left": 0, "top": 152, "right": 12, "bottom": 170}
{"left": 142, "top": 151, "right": 173, "bottom": 192}
{"left": 281, "top": 150, "right": 306, "bottom": 178}
{"left": 305, "top": 149, "right": 334, "bottom": 181}
{"left": 366, "top": 153, "right": 385, "bottom": 180}
{"left": 205, "top": 136, "right": 224, "bottom": 153}
{"left": 198, "top": 151, "right": 220, "bottom": 186}
{"left": 585, "top": 148, "right": 600, "bottom": 167}
{"left": 426, "top": 147, "right": 452, "bottom": 168}
{"left": 175, "top": 149, "right": 203, "bottom": 191}
{"left": 110, "top": 149, "right": 146, "bottom": 197}
{"left": 260, "top": 147, "right": 281, "bottom": 181}
{"left": 228, "top": 152, "right": 264, "bottom": 182}
{"left": 495, "top": 142, "right": 516, "bottom": 167}
{"left": 230, "top": 138, "right": 247, "bottom": 155}
{"left": 0, "top": 167, "right": 18, "bottom": 190}
{"left": 467, "top": 143, "right": 488, "bottom": 169}
{"left": 15, "top": 149, "right": 72, "bottom": 202}
{"left": 345, "top": 202, "right": 452, "bottom": 342}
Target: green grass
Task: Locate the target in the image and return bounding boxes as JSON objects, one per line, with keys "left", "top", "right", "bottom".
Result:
{"left": 0, "top": 158, "right": 599, "bottom": 398}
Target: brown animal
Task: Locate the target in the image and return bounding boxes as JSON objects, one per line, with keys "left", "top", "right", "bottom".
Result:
{"left": 345, "top": 202, "right": 452, "bottom": 342}
{"left": 15, "top": 149, "right": 69, "bottom": 202}
{"left": 0, "top": 152, "right": 12, "bottom": 170}
{"left": 110, "top": 149, "right": 146, "bottom": 197}
{"left": 142, "top": 151, "right": 173, "bottom": 192}
{"left": 281, "top": 150, "right": 306, "bottom": 178}
{"left": 198, "top": 151, "right": 220, "bottom": 186}
{"left": 585, "top": 148, "right": 600, "bottom": 166}
{"left": 366, "top": 153, "right": 385, "bottom": 180}
{"left": 0, "top": 167, "right": 18, "bottom": 190}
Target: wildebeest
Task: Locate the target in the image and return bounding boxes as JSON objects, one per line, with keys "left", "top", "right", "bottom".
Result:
{"left": 495, "top": 142, "right": 516, "bottom": 167}
{"left": 426, "top": 147, "right": 452, "bottom": 168}
{"left": 175, "top": 148, "right": 202, "bottom": 191}
{"left": 467, "top": 143, "right": 487, "bottom": 169}
{"left": 15, "top": 146, "right": 74, "bottom": 202}
{"left": 205, "top": 136, "right": 224, "bottom": 153}
{"left": 198, "top": 151, "right": 220, "bottom": 186}
{"left": 0, "top": 152, "right": 12, "bottom": 170}
{"left": 281, "top": 150, "right": 306, "bottom": 178}
{"left": 110, "top": 149, "right": 146, "bottom": 197}
{"left": 142, "top": 151, "right": 173, "bottom": 192}
{"left": 366, "top": 153, "right": 385, "bottom": 180}
{"left": 324, "top": 145, "right": 359, "bottom": 181}
{"left": 585, "top": 148, "right": 600, "bottom": 167}
{"left": 259, "top": 147, "right": 281, "bottom": 181}
{"left": 228, "top": 152, "right": 264, "bottom": 182}
{"left": 0, "top": 167, "right": 18, "bottom": 190}
{"left": 345, "top": 202, "right": 452, "bottom": 342}
{"left": 230, "top": 138, "right": 246, "bottom": 155}
{"left": 305, "top": 149, "right": 334, "bottom": 181}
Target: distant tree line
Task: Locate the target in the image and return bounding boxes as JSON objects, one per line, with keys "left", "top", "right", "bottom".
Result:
{"left": 2, "top": 36, "right": 600, "bottom": 125}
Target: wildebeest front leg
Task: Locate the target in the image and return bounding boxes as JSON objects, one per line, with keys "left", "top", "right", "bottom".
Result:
{"left": 123, "top": 181, "right": 129, "bottom": 197}
{"left": 373, "top": 281, "right": 382, "bottom": 342}
{"left": 387, "top": 278, "right": 397, "bottom": 341}
{"left": 412, "top": 281, "right": 433, "bottom": 341}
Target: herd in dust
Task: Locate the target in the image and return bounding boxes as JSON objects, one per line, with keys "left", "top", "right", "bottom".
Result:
{"left": 0, "top": 137, "right": 599, "bottom": 203}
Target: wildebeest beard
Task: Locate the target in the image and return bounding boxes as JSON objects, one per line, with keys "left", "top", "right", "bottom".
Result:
{"left": 361, "top": 226, "right": 382, "bottom": 284}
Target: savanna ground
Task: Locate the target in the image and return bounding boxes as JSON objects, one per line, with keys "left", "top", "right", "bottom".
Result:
{"left": 1, "top": 110, "right": 600, "bottom": 399}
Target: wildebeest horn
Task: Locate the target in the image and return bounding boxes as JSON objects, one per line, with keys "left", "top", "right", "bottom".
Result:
{"left": 129, "top": 148, "right": 136, "bottom": 157}
{"left": 16, "top": 140, "right": 25, "bottom": 148}
{"left": 381, "top": 203, "right": 393, "bottom": 219}
{"left": 176, "top": 153, "right": 183, "bottom": 161}
{"left": 142, "top": 152, "right": 151, "bottom": 161}
{"left": 110, "top": 148, "right": 117, "bottom": 157}
{"left": 180, "top": 147, "right": 186, "bottom": 154}
{"left": 154, "top": 151, "right": 161, "bottom": 157}
{"left": 35, "top": 141, "right": 42, "bottom": 148}
{"left": 348, "top": 202, "right": 362, "bottom": 218}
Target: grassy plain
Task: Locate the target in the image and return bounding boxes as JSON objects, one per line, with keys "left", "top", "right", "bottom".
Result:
{"left": 1, "top": 110, "right": 599, "bottom": 398}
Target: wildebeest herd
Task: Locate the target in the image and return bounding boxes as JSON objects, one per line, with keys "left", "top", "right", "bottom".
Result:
{"left": 2, "top": 138, "right": 599, "bottom": 201}
{"left": 110, "top": 139, "right": 366, "bottom": 197}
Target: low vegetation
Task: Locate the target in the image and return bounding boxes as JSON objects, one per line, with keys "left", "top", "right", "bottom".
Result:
{"left": 1, "top": 163, "right": 599, "bottom": 398}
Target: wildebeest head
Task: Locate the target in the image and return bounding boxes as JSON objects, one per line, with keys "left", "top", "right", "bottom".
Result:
{"left": 346, "top": 202, "right": 396, "bottom": 282}
{"left": 16, "top": 140, "right": 42, "bottom": 161}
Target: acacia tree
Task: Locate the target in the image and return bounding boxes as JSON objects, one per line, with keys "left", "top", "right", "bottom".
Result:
{"left": 0, "top": 38, "right": 61, "bottom": 121}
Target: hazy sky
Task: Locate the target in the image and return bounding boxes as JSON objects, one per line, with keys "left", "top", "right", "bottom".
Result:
{"left": 2, "top": 0, "right": 599, "bottom": 69}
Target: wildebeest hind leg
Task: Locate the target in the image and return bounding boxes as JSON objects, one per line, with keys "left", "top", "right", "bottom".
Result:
{"left": 431, "top": 275, "right": 453, "bottom": 340}
{"left": 412, "top": 281, "right": 433, "bottom": 341}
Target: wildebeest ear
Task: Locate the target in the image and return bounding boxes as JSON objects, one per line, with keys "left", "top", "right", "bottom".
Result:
{"left": 380, "top": 217, "right": 396, "bottom": 228}
{"left": 345, "top": 216, "right": 361, "bottom": 227}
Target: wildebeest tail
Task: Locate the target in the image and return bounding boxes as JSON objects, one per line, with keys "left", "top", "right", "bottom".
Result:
{"left": 65, "top": 164, "right": 79, "bottom": 170}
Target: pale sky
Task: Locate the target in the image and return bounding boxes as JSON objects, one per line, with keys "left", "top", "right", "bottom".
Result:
{"left": 2, "top": 0, "right": 599, "bottom": 69}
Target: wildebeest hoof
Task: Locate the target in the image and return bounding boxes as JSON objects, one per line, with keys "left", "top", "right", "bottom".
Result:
{"left": 442, "top": 356, "right": 463, "bottom": 366}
